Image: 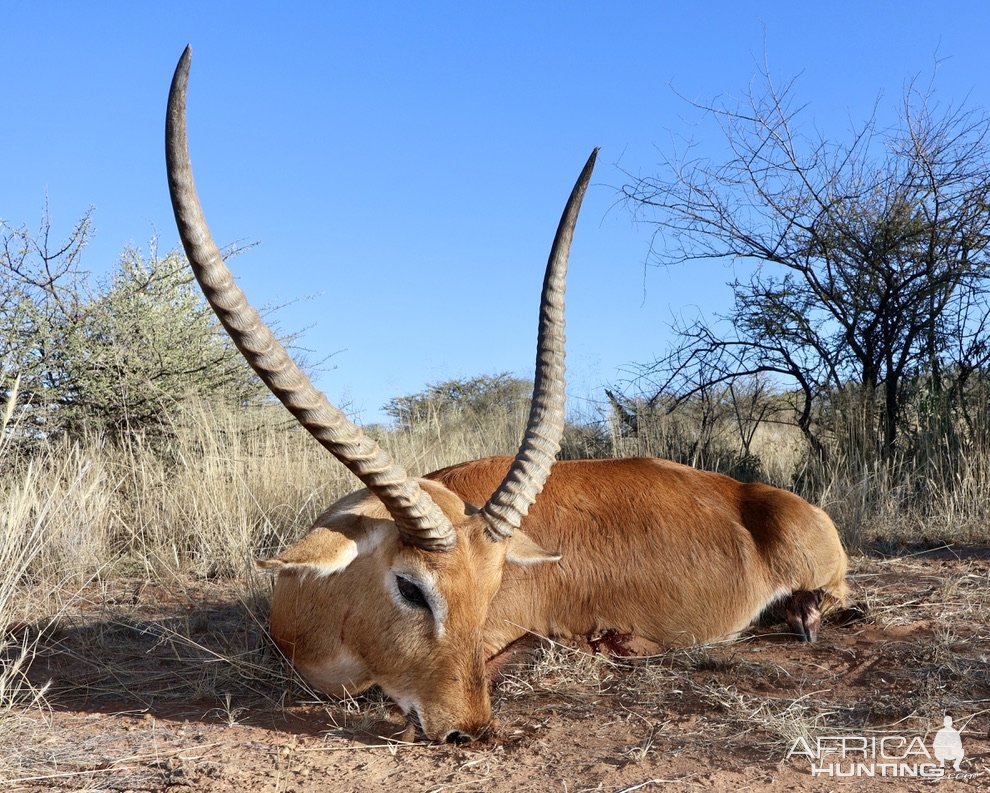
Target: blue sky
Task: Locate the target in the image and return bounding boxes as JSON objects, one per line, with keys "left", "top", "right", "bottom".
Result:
{"left": 4, "top": 3, "right": 990, "bottom": 423}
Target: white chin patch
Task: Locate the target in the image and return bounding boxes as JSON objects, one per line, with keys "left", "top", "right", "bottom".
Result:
{"left": 386, "top": 690, "right": 422, "bottom": 723}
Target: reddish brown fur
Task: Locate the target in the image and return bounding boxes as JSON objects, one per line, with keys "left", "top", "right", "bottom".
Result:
{"left": 266, "top": 455, "right": 848, "bottom": 741}
{"left": 428, "top": 456, "right": 848, "bottom": 651}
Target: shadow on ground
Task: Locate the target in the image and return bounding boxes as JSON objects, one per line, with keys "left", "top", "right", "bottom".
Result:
{"left": 11, "top": 581, "right": 408, "bottom": 744}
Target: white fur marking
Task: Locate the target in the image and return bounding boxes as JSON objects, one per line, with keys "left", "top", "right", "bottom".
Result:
{"left": 385, "top": 566, "right": 449, "bottom": 637}
{"left": 355, "top": 523, "right": 389, "bottom": 555}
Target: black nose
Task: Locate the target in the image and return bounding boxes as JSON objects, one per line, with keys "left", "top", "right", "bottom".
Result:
{"left": 444, "top": 729, "right": 476, "bottom": 745}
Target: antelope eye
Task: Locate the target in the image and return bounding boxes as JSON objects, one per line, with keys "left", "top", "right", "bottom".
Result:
{"left": 395, "top": 575, "right": 430, "bottom": 610}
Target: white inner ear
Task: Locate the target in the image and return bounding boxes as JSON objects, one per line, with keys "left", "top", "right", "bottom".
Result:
{"left": 255, "top": 539, "right": 357, "bottom": 578}
{"left": 256, "top": 521, "right": 391, "bottom": 578}
{"left": 354, "top": 523, "right": 390, "bottom": 555}
{"left": 287, "top": 541, "right": 359, "bottom": 577}
{"left": 504, "top": 530, "right": 563, "bottom": 566}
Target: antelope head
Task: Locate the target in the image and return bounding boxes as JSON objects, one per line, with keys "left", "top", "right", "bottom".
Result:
{"left": 165, "top": 46, "right": 595, "bottom": 742}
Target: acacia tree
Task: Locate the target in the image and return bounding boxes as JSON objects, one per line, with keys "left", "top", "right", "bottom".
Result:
{"left": 1, "top": 209, "right": 264, "bottom": 442}
{"left": 622, "top": 72, "right": 990, "bottom": 461}
{"left": 55, "top": 246, "right": 267, "bottom": 437}
{"left": 1, "top": 208, "right": 92, "bottom": 433}
{"left": 384, "top": 373, "right": 532, "bottom": 430}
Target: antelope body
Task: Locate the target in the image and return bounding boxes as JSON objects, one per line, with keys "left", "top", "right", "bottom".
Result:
{"left": 267, "top": 456, "right": 847, "bottom": 740}
{"left": 165, "top": 47, "right": 849, "bottom": 744}
{"left": 431, "top": 455, "right": 848, "bottom": 650}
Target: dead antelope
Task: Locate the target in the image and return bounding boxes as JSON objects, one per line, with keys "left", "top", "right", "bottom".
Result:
{"left": 166, "top": 47, "right": 848, "bottom": 744}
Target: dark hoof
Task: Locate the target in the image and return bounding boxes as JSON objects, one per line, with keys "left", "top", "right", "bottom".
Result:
{"left": 784, "top": 590, "right": 822, "bottom": 642}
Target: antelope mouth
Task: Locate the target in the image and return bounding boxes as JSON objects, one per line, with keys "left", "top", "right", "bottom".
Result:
{"left": 393, "top": 705, "right": 494, "bottom": 745}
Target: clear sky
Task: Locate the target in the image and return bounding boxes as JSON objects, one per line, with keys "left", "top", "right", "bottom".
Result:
{"left": 4, "top": 3, "right": 990, "bottom": 424}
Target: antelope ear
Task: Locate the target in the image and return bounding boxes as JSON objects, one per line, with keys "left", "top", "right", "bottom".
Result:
{"left": 256, "top": 527, "right": 358, "bottom": 577}
{"left": 505, "top": 529, "right": 562, "bottom": 566}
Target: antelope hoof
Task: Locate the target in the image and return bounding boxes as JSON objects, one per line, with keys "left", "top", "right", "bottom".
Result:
{"left": 784, "top": 589, "right": 822, "bottom": 642}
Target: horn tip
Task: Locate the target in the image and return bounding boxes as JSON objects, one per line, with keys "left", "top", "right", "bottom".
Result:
{"left": 174, "top": 45, "right": 193, "bottom": 82}
{"left": 582, "top": 148, "right": 599, "bottom": 176}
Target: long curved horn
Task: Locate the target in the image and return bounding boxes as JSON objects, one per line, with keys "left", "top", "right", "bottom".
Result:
{"left": 482, "top": 149, "right": 597, "bottom": 541}
{"left": 165, "top": 46, "right": 455, "bottom": 551}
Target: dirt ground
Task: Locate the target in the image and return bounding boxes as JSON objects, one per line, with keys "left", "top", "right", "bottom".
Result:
{"left": 3, "top": 548, "right": 989, "bottom": 792}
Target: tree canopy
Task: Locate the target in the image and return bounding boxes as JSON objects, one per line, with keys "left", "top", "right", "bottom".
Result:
{"left": 622, "top": 72, "right": 990, "bottom": 461}
{"left": 384, "top": 373, "right": 532, "bottom": 431}
{"left": 1, "top": 209, "right": 264, "bottom": 443}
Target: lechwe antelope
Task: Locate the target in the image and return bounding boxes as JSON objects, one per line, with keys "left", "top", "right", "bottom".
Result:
{"left": 166, "top": 47, "right": 848, "bottom": 743}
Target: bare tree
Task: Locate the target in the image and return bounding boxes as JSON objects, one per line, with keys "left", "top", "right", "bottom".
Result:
{"left": 622, "top": 70, "right": 990, "bottom": 461}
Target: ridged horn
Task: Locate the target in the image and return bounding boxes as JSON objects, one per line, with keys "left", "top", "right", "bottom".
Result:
{"left": 482, "top": 148, "right": 597, "bottom": 541}
{"left": 165, "top": 46, "right": 455, "bottom": 551}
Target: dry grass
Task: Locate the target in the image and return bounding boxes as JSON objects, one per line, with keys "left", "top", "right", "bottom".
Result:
{"left": 2, "top": 396, "right": 532, "bottom": 590}
{"left": 603, "top": 401, "right": 990, "bottom": 552}
{"left": 1, "top": 379, "right": 60, "bottom": 770}
{"left": 492, "top": 552, "right": 990, "bottom": 765}
{"left": 0, "top": 393, "right": 535, "bottom": 781}
{"left": 3, "top": 388, "right": 990, "bottom": 786}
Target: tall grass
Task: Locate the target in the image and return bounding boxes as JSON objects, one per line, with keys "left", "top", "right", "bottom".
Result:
{"left": 1, "top": 377, "right": 56, "bottom": 735}
{"left": 0, "top": 386, "right": 986, "bottom": 623}
{"left": 811, "top": 437, "right": 990, "bottom": 549}
{"left": 0, "top": 392, "right": 538, "bottom": 764}
{"left": 3, "top": 380, "right": 990, "bottom": 779}
{"left": 4, "top": 387, "right": 990, "bottom": 616}
{"left": 603, "top": 392, "right": 990, "bottom": 550}
{"left": 0, "top": 396, "right": 534, "bottom": 597}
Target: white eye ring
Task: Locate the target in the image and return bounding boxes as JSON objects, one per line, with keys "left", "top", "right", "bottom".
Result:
{"left": 396, "top": 575, "right": 430, "bottom": 610}
{"left": 386, "top": 569, "right": 447, "bottom": 636}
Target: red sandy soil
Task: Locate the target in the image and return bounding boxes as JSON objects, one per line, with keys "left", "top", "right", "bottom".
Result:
{"left": 3, "top": 548, "right": 988, "bottom": 791}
